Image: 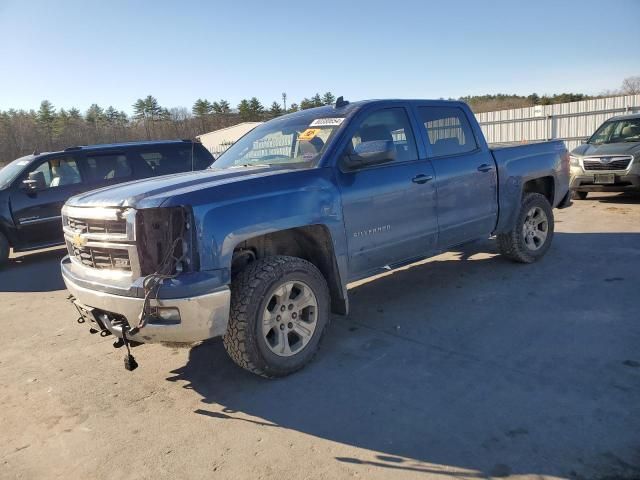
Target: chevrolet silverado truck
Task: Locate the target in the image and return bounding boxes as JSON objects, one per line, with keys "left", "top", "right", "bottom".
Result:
{"left": 569, "top": 113, "right": 640, "bottom": 199}
{"left": 61, "top": 98, "right": 571, "bottom": 377}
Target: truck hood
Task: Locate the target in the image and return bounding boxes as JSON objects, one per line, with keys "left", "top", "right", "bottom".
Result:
{"left": 572, "top": 141, "right": 640, "bottom": 157}
{"left": 66, "top": 166, "right": 298, "bottom": 209}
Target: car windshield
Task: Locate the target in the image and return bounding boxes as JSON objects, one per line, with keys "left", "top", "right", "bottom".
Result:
{"left": 0, "top": 155, "right": 33, "bottom": 189}
{"left": 588, "top": 118, "right": 640, "bottom": 145}
{"left": 212, "top": 110, "right": 347, "bottom": 169}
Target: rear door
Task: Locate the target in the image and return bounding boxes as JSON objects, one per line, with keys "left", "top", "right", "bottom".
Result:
{"left": 414, "top": 105, "right": 498, "bottom": 248}
{"left": 9, "top": 154, "right": 84, "bottom": 246}
{"left": 335, "top": 105, "right": 439, "bottom": 278}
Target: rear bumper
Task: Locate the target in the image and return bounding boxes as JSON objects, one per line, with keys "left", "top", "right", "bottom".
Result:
{"left": 61, "top": 256, "right": 230, "bottom": 344}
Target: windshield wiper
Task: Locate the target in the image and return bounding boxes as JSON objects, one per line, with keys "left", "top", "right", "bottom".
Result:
{"left": 228, "top": 163, "right": 272, "bottom": 169}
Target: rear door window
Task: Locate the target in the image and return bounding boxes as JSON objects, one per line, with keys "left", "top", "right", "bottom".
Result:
{"left": 418, "top": 107, "right": 478, "bottom": 157}
{"left": 84, "top": 153, "right": 133, "bottom": 182}
{"left": 133, "top": 145, "right": 200, "bottom": 177}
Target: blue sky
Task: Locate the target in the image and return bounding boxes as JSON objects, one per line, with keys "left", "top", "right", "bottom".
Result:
{"left": 1, "top": 0, "right": 639, "bottom": 114}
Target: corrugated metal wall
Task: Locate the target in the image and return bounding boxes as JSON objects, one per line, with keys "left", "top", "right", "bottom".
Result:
{"left": 476, "top": 94, "right": 640, "bottom": 151}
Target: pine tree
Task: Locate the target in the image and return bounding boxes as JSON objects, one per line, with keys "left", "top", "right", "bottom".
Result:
{"left": 311, "top": 93, "right": 323, "bottom": 107}
{"left": 238, "top": 99, "right": 251, "bottom": 121}
{"left": 322, "top": 92, "right": 336, "bottom": 106}
{"left": 269, "top": 101, "right": 283, "bottom": 117}
{"left": 37, "top": 100, "right": 56, "bottom": 150}
{"left": 192, "top": 99, "right": 213, "bottom": 132}
{"left": 248, "top": 97, "right": 264, "bottom": 121}
{"left": 86, "top": 104, "right": 105, "bottom": 141}
{"left": 213, "top": 99, "right": 231, "bottom": 114}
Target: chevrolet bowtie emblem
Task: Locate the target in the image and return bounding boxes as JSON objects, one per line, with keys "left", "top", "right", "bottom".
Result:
{"left": 72, "top": 233, "right": 87, "bottom": 248}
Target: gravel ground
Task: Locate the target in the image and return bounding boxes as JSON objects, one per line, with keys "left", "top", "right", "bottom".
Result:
{"left": 1, "top": 192, "right": 639, "bottom": 480}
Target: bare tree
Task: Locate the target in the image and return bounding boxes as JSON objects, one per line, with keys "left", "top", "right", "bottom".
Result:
{"left": 621, "top": 76, "right": 640, "bottom": 95}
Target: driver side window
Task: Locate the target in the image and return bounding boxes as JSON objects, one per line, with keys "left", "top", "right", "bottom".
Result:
{"left": 348, "top": 108, "right": 418, "bottom": 163}
{"left": 26, "top": 156, "right": 81, "bottom": 189}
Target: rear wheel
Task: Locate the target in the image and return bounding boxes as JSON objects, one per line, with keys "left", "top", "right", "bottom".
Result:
{"left": 223, "top": 255, "right": 330, "bottom": 378}
{"left": 0, "top": 232, "right": 9, "bottom": 267}
{"left": 572, "top": 191, "right": 588, "bottom": 200}
{"left": 497, "top": 192, "right": 554, "bottom": 264}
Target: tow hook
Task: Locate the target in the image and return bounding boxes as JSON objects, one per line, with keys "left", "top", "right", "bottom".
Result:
{"left": 121, "top": 326, "right": 138, "bottom": 372}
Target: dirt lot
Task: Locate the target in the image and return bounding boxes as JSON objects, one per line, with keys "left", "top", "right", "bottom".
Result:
{"left": 1, "top": 193, "right": 639, "bottom": 480}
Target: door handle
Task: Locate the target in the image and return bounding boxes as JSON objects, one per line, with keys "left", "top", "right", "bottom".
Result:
{"left": 412, "top": 174, "right": 433, "bottom": 184}
{"left": 477, "top": 164, "right": 493, "bottom": 173}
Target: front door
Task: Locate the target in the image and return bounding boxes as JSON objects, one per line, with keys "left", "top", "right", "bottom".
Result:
{"left": 10, "top": 154, "right": 84, "bottom": 247}
{"left": 336, "top": 106, "right": 439, "bottom": 279}
{"left": 415, "top": 105, "right": 498, "bottom": 248}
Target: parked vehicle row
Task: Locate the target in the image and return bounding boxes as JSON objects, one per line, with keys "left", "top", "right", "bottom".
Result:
{"left": 59, "top": 98, "right": 571, "bottom": 376}
{"left": 0, "top": 140, "right": 214, "bottom": 264}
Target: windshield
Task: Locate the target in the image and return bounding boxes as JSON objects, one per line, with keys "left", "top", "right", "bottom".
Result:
{"left": 212, "top": 110, "right": 346, "bottom": 169}
{"left": 588, "top": 118, "right": 640, "bottom": 145}
{"left": 0, "top": 155, "right": 33, "bottom": 189}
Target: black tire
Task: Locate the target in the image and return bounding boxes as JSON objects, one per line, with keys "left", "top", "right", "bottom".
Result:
{"left": 496, "top": 192, "right": 554, "bottom": 264}
{"left": 223, "top": 255, "right": 330, "bottom": 378}
{"left": 572, "top": 191, "right": 588, "bottom": 200}
{"left": 0, "top": 231, "right": 9, "bottom": 268}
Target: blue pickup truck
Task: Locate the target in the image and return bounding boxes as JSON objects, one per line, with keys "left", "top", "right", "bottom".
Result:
{"left": 61, "top": 98, "right": 571, "bottom": 376}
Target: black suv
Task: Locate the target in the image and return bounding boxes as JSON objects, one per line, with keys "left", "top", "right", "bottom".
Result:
{"left": 0, "top": 140, "right": 214, "bottom": 265}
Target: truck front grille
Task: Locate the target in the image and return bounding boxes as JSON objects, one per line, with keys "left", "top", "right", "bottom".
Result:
{"left": 67, "top": 242, "right": 131, "bottom": 271}
{"left": 62, "top": 206, "right": 139, "bottom": 277}
{"left": 67, "top": 216, "right": 127, "bottom": 235}
{"left": 583, "top": 156, "right": 632, "bottom": 171}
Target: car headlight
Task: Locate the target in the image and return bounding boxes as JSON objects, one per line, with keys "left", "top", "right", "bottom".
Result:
{"left": 569, "top": 155, "right": 580, "bottom": 167}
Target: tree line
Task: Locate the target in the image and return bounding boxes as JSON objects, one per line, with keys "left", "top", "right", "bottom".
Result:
{"left": 0, "top": 92, "right": 338, "bottom": 165}
{"left": 1, "top": 75, "right": 638, "bottom": 166}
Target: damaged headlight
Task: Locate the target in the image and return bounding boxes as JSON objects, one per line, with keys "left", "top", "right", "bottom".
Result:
{"left": 136, "top": 206, "right": 196, "bottom": 276}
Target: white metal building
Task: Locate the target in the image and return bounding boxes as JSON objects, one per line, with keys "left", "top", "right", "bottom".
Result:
{"left": 476, "top": 94, "right": 640, "bottom": 151}
{"left": 197, "top": 122, "right": 262, "bottom": 156}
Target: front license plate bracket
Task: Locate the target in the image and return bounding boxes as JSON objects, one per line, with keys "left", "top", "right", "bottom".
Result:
{"left": 594, "top": 173, "right": 615, "bottom": 184}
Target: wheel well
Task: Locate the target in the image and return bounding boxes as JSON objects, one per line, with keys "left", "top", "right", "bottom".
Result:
{"left": 0, "top": 225, "right": 11, "bottom": 247}
{"left": 523, "top": 176, "right": 554, "bottom": 204}
{"left": 231, "top": 225, "right": 347, "bottom": 315}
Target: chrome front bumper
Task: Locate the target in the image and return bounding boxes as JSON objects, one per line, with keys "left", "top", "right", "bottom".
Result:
{"left": 62, "top": 259, "right": 231, "bottom": 344}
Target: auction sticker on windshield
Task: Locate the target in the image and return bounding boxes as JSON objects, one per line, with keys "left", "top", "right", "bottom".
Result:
{"left": 309, "top": 118, "right": 345, "bottom": 127}
{"left": 299, "top": 128, "right": 321, "bottom": 141}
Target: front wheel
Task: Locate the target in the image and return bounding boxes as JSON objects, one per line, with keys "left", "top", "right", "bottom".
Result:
{"left": 497, "top": 192, "right": 554, "bottom": 264}
{"left": 223, "top": 255, "right": 330, "bottom": 378}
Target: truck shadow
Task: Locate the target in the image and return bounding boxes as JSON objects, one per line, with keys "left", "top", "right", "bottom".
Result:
{"left": 172, "top": 231, "right": 639, "bottom": 478}
{"left": 585, "top": 192, "right": 640, "bottom": 204}
{"left": 0, "top": 247, "right": 67, "bottom": 292}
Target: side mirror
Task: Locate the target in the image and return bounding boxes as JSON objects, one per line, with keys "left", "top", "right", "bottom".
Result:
{"left": 22, "top": 179, "right": 38, "bottom": 190}
{"left": 342, "top": 140, "right": 396, "bottom": 170}
{"left": 23, "top": 171, "right": 46, "bottom": 190}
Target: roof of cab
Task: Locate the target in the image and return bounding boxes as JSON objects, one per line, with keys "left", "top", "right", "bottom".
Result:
{"left": 283, "top": 98, "right": 468, "bottom": 118}
{"left": 62, "top": 139, "right": 195, "bottom": 152}
{"left": 28, "top": 139, "right": 196, "bottom": 158}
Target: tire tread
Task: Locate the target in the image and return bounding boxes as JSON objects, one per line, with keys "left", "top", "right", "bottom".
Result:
{"left": 223, "top": 255, "right": 329, "bottom": 378}
{"left": 496, "top": 192, "right": 554, "bottom": 264}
